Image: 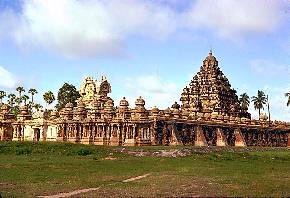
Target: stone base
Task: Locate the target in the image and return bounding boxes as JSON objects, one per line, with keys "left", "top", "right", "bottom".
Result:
{"left": 46, "top": 137, "right": 57, "bottom": 142}
{"left": 81, "top": 137, "right": 94, "bottom": 144}
{"left": 94, "top": 137, "right": 104, "bottom": 145}
{"left": 110, "top": 137, "right": 120, "bottom": 146}
{"left": 124, "top": 138, "right": 135, "bottom": 146}
{"left": 12, "top": 137, "right": 21, "bottom": 141}
{"left": 103, "top": 137, "right": 110, "bottom": 146}
{"left": 234, "top": 129, "right": 246, "bottom": 147}
{"left": 169, "top": 140, "right": 180, "bottom": 146}
{"left": 67, "top": 137, "right": 79, "bottom": 143}
{"left": 195, "top": 126, "right": 208, "bottom": 146}
{"left": 216, "top": 128, "right": 228, "bottom": 146}
{"left": 56, "top": 137, "right": 66, "bottom": 142}
{"left": 195, "top": 140, "right": 208, "bottom": 147}
{"left": 287, "top": 133, "right": 290, "bottom": 147}
{"left": 137, "top": 139, "right": 151, "bottom": 146}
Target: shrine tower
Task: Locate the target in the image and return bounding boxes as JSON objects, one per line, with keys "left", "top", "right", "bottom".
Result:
{"left": 180, "top": 51, "right": 248, "bottom": 118}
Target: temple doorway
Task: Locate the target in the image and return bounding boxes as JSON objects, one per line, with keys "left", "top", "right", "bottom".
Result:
{"left": 34, "top": 128, "right": 40, "bottom": 141}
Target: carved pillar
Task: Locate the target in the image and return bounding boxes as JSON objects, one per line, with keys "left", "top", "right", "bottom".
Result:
{"left": 234, "top": 128, "right": 247, "bottom": 147}
{"left": 141, "top": 128, "right": 144, "bottom": 140}
{"left": 162, "top": 124, "right": 167, "bottom": 145}
{"left": 194, "top": 125, "right": 207, "bottom": 146}
{"left": 123, "top": 124, "right": 130, "bottom": 141}
{"left": 133, "top": 125, "right": 136, "bottom": 139}
{"left": 216, "top": 128, "right": 228, "bottom": 146}
{"left": 102, "top": 124, "right": 105, "bottom": 137}
{"left": 169, "top": 123, "right": 179, "bottom": 146}
{"left": 117, "top": 124, "right": 122, "bottom": 144}
{"left": 21, "top": 126, "right": 25, "bottom": 141}
{"left": 79, "top": 124, "right": 83, "bottom": 141}
{"left": 12, "top": 125, "right": 17, "bottom": 141}
{"left": 94, "top": 124, "right": 97, "bottom": 138}
{"left": 147, "top": 128, "right": 150, "bottom": 140}
{"left": 17, "top": 126, "right": 21, "bottom": 139}
{"left": 0, "top": 126, "right": 3, "bottom": 141}
{"left": 151, "top": 121, "right": 157, "bottom": 145}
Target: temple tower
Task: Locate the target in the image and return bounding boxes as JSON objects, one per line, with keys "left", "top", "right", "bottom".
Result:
{"left": 180, "top": 51, "right": 248, "bottom": 119}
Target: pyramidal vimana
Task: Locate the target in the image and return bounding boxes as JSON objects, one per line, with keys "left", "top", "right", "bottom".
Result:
{"left": 0, "top": 52, "right": 289, "bottom": 147}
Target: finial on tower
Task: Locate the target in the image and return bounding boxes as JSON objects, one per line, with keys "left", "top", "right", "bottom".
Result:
{"left": 209, "top": 50, "right": 213, "bottom": 56}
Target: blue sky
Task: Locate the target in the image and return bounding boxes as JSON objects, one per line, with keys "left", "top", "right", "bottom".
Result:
{"left": 0, "top": 0, "right": 289, "bottom": 120}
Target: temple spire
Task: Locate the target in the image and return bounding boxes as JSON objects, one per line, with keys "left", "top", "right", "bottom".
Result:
{"left": 180, "top": 51, "right": 244, "bottom": 118}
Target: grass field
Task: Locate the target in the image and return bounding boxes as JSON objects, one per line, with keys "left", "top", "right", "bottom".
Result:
{"left": 0, "top": 141, "right": 289, "bottom": 197}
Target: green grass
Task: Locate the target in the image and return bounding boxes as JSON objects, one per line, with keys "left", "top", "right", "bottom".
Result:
{"left": 0, "top": 141, "right": 289, "bottom": 197}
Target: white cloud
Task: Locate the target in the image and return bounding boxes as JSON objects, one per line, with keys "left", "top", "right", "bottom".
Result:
{"left": 0, "top": 0, "right": 288, "bottom": 57}
{"left": 0, "top": 66, "right": 16, "bottom": 89}
{"left": 251, "top": 59, "right": 290, "bottom": 76}
{"left": 123, "top": 75, "right": 179, "bottom": 109}
{"left": 4, "top": 0, "right": 178, "bottom": 58}
{"left": 184, "top": 0, "right": 288, "bottom": 39}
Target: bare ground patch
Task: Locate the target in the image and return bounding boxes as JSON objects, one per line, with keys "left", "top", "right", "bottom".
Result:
{"left": 115, "top": 146, "right": 290, "bottom": 157}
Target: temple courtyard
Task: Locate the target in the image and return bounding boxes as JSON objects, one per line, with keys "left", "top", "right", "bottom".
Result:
{"left": 0, "top": 141, "right": 289, "bottom": 197}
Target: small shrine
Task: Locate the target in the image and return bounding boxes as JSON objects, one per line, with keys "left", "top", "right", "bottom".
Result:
{"left": 78, "top": 76, "right": 111, "bottom": 109}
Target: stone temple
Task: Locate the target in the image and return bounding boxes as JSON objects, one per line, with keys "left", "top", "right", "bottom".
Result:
{"left": 0, "top": 52, "right": 290, "bottom": 147}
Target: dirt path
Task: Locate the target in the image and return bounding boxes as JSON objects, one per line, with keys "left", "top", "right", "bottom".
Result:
{"left": 122, "top": 173, "right": 150, "bottom": 183}
{"left": 37, "top": 173, "right": 150, "bottom": 198}
{"left": 37, "top": 188, "right": 100, "bottom": 198}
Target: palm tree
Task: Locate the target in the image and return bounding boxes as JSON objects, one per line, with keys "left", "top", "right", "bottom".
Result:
{"left": 16, "top": 86, "right": 25, "bottom": 104}
{"left": 285, "top": 92, "right": 290, "bottom": 106}
{"left": 28, "top": 88, "right": 38, "bottom": 104}
{"left": 15, "top": 97, "right": 21, "bottom": 105}
{"left": 16, "top": 86, "right": 25, "bottom": 97}
{"left": 43, "top": 91, "right": 55, "bottom": 108}
{"left": 0, "top": 90, "right": 6, "bottom": 104}
{"left": 239, "top": 93, "right": 250, "bottom": 111}
{"left": 33, "top": 103, "right": 43, "bottom": 111}
{"left": 7, "top": 94, "right": 16, "bottom": 107}
{"left": 21, "top": 95, "right": 29, "bottom": 105}
{"left": 251, "top": 90, "right": 267, "bottom": 116}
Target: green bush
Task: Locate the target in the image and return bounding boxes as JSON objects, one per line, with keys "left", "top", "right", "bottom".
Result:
{"left": 76, "top": 148, "right": 92, "bottom": 156}
{"left": 15, "top": 147, "right": 32, "bottom": 155}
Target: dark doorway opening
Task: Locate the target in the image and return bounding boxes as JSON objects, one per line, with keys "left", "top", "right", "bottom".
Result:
{"left": 34, "top": 128, "right": 40, "bottom": 141}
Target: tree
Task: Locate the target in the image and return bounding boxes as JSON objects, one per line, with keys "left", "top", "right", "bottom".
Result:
{"left": 43, "top": 91, "right": 55, "bottom": 108}
{"left": 16, "top": 86, "right": 25, "bottom": 98}
{"left": 0, "top": 90, "right": 6, "bottom": 104}
{"left": 16, "top": 86, "right": 25, "bottom": 105}
{"left": 11, "top": 106, "right": 19, "bottom": 116}
{"left": 56, "top": 83, "right": 80, "bottom": 110}
{"left": 15, "top": 97, "right": 21, "bottom": 105}
{"left": 7, "top": 94, "right": 16, "bottom": 107}
{"left": 33, "top": 103, "right": 43, "bottom": 111}
{"left": 21, "top": 95, "right": 29, "bottom": 104}
{"left": 239, "top": 93, "right": 250, "bottom": 111}
{"left": 252, "top": 90, "right": 267, "bottom": 116}
{"left": 284, "top": 92, "right": 290, "bottom": 106}
{"left": 28, "top": 88, "right": 38, "bottom": 104}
